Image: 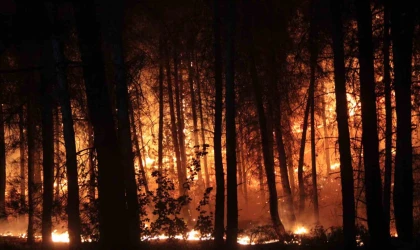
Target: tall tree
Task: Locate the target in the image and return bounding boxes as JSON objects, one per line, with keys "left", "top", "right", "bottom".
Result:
{"left": 297, "top": 84, "right": 311, "bottom": 216}
{"left": 157, "top": 36, "right": 164, "bottom": 175}
{"left": 225, "top": 0, "right": 238, "bottom": 247}
{"left": 391, "top": 0, "right": 415, "bottom": 243}
{"left": 73, "top": 1, "right": 129, "bottom": 247}
{"left": 308, "top": 0, "right": 319, "bottom": 223}
{"left": 0, "top": 103, "right": 5, "bottom": 220}
{"left": 382, "top": 0, "right": 392, "bottom": 236}
{"left": 213, "top": 0, "right": 225, "bottom": 245}
{"left": 247, "top": 6, "right": 286, "bottom": 238}
{"left": 40, "top": 41, "right": 55, "bottom": 247}
{"left": 196, "top": 71, "right": 210, "bottom": 186}
{"left": 46, "top": 3, "right": 82, "bottom": 246}
{"left": 19, "top": 107, "right": 25, "bottom": 209}
{"left": 355, "top": 0, "right": 389, "bottom": 246}
{"left": 26, "top": 75, "right": 36, "bottom": 245}
{"left": 130, "top": 101, "right": 149, "bottom": 192}
{"left": 265, "top": 0, "right": 296, "bottom": 225}
{"left": 165, "top": 44, "right": 184, "bottom": 196}
{"left": 330, "top": 1, "right": 356, "bottom": 248}
{"left": 100, "top": 0, "right": 141, "bottom": 245}
{"left": 187, "top": 49, "right": 201, "bottom": 182}
{"left": 173, "top": 46, "right": 188, "bottom": 181}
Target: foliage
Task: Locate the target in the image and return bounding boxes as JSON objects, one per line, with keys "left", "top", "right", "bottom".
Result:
{"left": 149, "top": 170, "right": 190, "bottom": 239}
{"left": 243, "top": 224, "right": 278, "bottom": 244}
{"left": 194, "top": 187, "right": 213, "bottom": 239}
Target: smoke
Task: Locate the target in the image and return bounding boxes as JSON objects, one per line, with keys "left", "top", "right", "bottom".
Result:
{"left": 0, "top": 216, "right": 27, "bottom": 236}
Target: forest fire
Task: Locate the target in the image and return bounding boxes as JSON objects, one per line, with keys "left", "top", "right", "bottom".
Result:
{"left": 0, "top": 0, "right": 419, "bottom": 249}
{"left": 293, "top": 226, "right": 308, "bottom": 235}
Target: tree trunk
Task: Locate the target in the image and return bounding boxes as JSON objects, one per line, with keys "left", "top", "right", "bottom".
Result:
{"left": 0, "top": 104, "right": 6, "bottom": 220}
{"left": 382, "top": 0, "right": 392, "bottom": 236}
{"left": 355, "top": 0, "right": 389, "bottom": 246}
{"left": 73, "top": 1, "right": 129, "bottom": 248}
{"left": 173, "top": 48, "right": 188, "bottom": 183}
{"left": 225, "top": 0, "right": 238, "bottom": 247}
{"left": 101, "top": 1, "right": 141, "bottom": 244}
{"left": 320, "top": 81, "right": 331, "bottom": 176}
{"left": 247, "top": 16, "right": 286, "bottom": 240}
{"left": 267, "top": 54, "right": 296, "bottom": 225}
{"left": 187, "top": 50, "right": 201, "bottom": 182}
{"left": 19, "top": 107, "right": 25, "bottom": 209}
{"left": 129, "top": 101, "right": 149, "bottom": 192}
{"left": 391, "top": 0, "right": 414, "bottom": 243}
{"left": 48, "top": 5, "right": 83, "bottom": 245}
{"left": 40, "top": 41, "right": 54, "bottom": 247}
{"left": 164, "top": 45, "right": 184, "bottom": 196}
{"left": 158, "top": 37, "right": 164, "bottom": 175}
{"left": 213, "top": 0, "right": 224, "bottom": 244}
{"left": 54, "top": 107, "right": 60, "bottom": 203}
{"left": 330, "top": 1, "right": 356, "bottom": 248}
{"left": 310, "top": 85, "right": 319, "bottom": 224}
{"left": 27, "top": 85, "right": 36, "bottom": 245}
{"left": 196, "top": 71, "right": 210, "bottom": 187}
{"left": 308, "top": 5, "right": 319, "bottom": 223}
{"left": 297, "top": 89, "right": 310, "bottom": 215}
{"left": 88, "top": 123, "right": 95, "bottom": 203}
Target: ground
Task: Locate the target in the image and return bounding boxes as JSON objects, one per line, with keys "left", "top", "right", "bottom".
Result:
{"left": 0, "top": 236, "right": 358, "bottom": 250}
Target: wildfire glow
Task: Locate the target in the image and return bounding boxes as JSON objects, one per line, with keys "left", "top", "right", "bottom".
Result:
{"left": 293, "top": 226, "right": 308, "bottom": 235}
{"left": 330, "top": 162, "right": 340, "bottom": 170}
{"left": 52, "top": 230, "right": 69, "bottom": 243}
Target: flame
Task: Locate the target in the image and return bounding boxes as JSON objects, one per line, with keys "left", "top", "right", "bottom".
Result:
{"left": 52, "top": 230, "right": 69, "bottom": 243}
{"left": 330, "top": 162, "right": 340, "bottom": 170}
{"left": 237, "top": 235, "right": 252, "bottom": 245}
{"left": 293, "top": 226, "right": 308, "bottom": 235}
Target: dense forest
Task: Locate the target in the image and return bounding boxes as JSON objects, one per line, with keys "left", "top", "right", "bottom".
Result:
{"left": 0, "top": 0, "right": 419, "bottom": 249}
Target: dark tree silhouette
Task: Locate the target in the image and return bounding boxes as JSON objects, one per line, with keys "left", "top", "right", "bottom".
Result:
{"left": 225, "top": 0, "right": 238, "bottom": 248}
{"left": 330, "top": 0, "right": 356, "bottom": 248}
{"left": 213, "top": 0, "right": 225, "bottom": 246}
{"left": 73, "top": 1, "right": 129, "bottom": 247}
{"left": 391, "top": 0, "right": 415, "bottom": 243}
{"left": 355, "top": 0, "right": 389, "bottom": 246}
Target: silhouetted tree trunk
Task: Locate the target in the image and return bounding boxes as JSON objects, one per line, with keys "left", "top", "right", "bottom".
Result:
{"left": 213, "top": 0, "right": 224, "bottom": 244}
{"left": 308, "top": 3, "right": 319, "bottom": 223}
{"left": 130, "top": 101, "right": 149, "bottom": 192}
{"left": 187, "top": 50, "right": 201, "bottom": 182}
{"left": 247, "top": 16, "right": 286, "bottom": 240}
{"left": 0, "top": 103, "right": 5, "bottom": 220}
{"left": 298, "top": 88, "right": 310, "bottom": 216}
{"left": 267, "top": 52, "right": 295, "bottom": 225}
{"left": 19, "top": 108, "right": 25, "bottom": 209}
{"left": 225, "top": 0, "right": 238, "bottom": 247}
{"left": 47, "top": 3, "right": 83, "bottom": 246}
{"left": 41, "top": 41, "right": 54, "bottom": 247}
{"left": 27, "top": 81, "right": 36, "bottom": 244}
{"left": 320, "top": 81, "right": 331, "bottom": 176}
{"left": 355, "top": 0, "right": 389, "bottom": 246}
{"left": 73, "top": 1, "right": 129, "bottom": 248}
{"left": 382, "top": 0, "right": 392, "bottom": 236}
{"left": 286, "top": 130, "right": 295, "bottom": 196}
{"left": 173, "top": 48, "right": 188, "bottom": 182}
{"left": 165, "top": 45, "right": 184, "bottom": 196}
{"left": 391, "top": 0, "right": 414, "bottom": 243}
{"left": 88, "top": 123, "right": 95, "bottom": 203}
{"left": 100, "top": 1, "right": 141, "bottom": 244}
{"left": 196, "top": 72, "right": 210, "bottom": 186}
{"left": 158, "top": 36, "right": 164, "bottom": 175}
{"left": 330, "top": 1, "right": 356, "bottom": 249}
{"left": 54, "top": 107, "right": 60, "bottom": 203}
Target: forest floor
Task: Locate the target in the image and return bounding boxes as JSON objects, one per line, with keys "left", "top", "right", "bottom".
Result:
{"left": 1, "top": 236, "right": 418, "bottom": 250}
{"left": 0, "top": 236, "right": 359, "bottom": 250}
